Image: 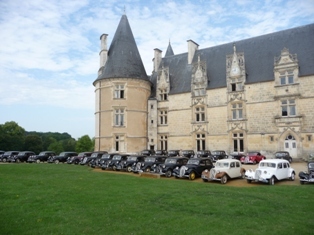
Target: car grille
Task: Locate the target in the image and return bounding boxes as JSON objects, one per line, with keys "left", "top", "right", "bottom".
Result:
{"left": 210, "top": 169, "right": 216, "bottom": 178}
{"left": 136, "top": 162, "right": 141, "bottom": 171}
{"left": 179, "top": 166, "right": 187, "bottom": 177}
{"left": 255, "top": 170, "right": 261, "bottom": 179}
{"left": 245, "top": 156, "right": 249, "bottom": 163}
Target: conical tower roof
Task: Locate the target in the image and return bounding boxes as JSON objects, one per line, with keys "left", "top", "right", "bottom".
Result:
{"left": 96, "top": 15, "right": 148, "bottom": 81}
{"left": 165, "top": 41, "right": 174, "bottom": 57}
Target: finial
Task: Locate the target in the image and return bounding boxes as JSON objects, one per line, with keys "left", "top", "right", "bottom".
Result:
{"left": 233, "top": 43, "right": 236, "bottom": 53}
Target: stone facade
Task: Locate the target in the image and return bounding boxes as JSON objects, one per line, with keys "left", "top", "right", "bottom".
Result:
{"left": 94, "top": 15, "right": 314, "bottom": 159}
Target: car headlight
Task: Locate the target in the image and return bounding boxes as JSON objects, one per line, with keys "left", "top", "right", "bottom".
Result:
{"left": 264, "top": 171, "right": 267, "bottom": 174}
{"left": 204, "top": 169, "right": 208, "bottom": 172}
{"left": 153, "top": 164, "right": 156, "bottom": 167}
{"left": 175, "top": 167, "right": 179, "bottom": 170}
{"left": 141, "top": 163, "right": 144, "bottom": 166}
{"left": 163, "top": 165, "right": 165, "bottom": 168}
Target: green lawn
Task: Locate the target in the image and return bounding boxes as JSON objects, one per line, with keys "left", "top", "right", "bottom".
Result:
{"left": 0, "top": 163, "right": 313, "bottom": 235}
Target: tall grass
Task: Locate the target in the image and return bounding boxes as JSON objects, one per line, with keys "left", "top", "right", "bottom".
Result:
{"left": 0, "top": 164, "right": 313, "bottom": 235}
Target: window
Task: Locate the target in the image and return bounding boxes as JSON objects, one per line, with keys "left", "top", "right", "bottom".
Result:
{"left": 114, "top": 108, "right": 124, "bottom": 126}
{"left": 160, "top": 135, "right": 168, "bottom": 150}
{"left": 194, "top": 85, "right": 205, "bottom": 96}
{"left": 195, "top": 107, "right": 205, "bottom": 122}
{"left": 270, "top": 136, "right": 274, "bottom": 142}
{"left": 159, "top": 89, "right": 168, "bottom": 101}
{"left": 231, "top": 82, "right": 243, "bottom": 92}
{"left": 115, "top": 136, "right": 124, "bottom": 151}
{"left": 233, "top": 132, "right": 244, "bottom": 152}
{"left": 307, "top": 135, "right": 312, "bottom": 141}
{"left": 114, "top": 84, "right": 124, "bottom": 99}
{"left": 151, "top": 105, "right": 154, "bottom": 109}
{"left": 196, "top": 134, "right": 206, "bottom": 151}
{"left": 279, "top": 70, "right": 294, "bottom": 85}
{"left": 159, "top": 110, "right": 168, "bottom": 125}
{"left": 232, "top": 103, "right": 243, "bottom": 119}
{"left": 151, "top": 120, "right": 153, "bottom": 124}
{"left": 281, "top": 99, "right": 296, "bottom": 116}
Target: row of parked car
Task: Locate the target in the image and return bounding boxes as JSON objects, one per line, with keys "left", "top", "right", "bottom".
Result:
{"left": 1, "top": 149, "right": 312, "bottom": 185}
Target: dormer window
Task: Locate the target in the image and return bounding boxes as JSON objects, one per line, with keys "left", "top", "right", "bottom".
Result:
{"left": 280, "top": 70, "right": 294, "bottom": 85}
{"left": 160, "top": 89, "right": 168, "bottom": 101}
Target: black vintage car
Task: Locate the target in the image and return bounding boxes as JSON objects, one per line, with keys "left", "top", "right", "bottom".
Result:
{"left": 47, "top": 152, "right": 77, "bottom": 164}
{"left": 275, "top": 151, "right": 292, "bottom": 163}
{"left": 0, "top": 151, "right": 19, "bottom": 163}
{"left": 102, "top": 154, "right": 130, "bottom": 170}
{"left": 196, "top": 150, "right": 212, "bottom": 158}
{"left": 116, "top": 155, "right": 146, "bottom": 172}
{"left": 27, "top": 151, "right": 56, "bottom": 163}
{"left": 141, "top": 149, "right": 155, "bottom": 156}
{"left": 299, "top": 161, "right": 314, "bottom": 184}
{"left": 93, "top": 153, "right": 116, "bottom": 169}
{"left": 9, "top": 151, "right": 35, "bottom": 163}
{"left": 155, "top": 150, "right": 168, "bottom": 156}
{"left": 137, "top": 155, "right": 167, "bottom": 173}
{"left": 167, "top": 150, "right": 180, "bottom": 157}
{"left": 211, "top": 150, "right": 228, "bottom": 162}
{"left": 182, "top": 150, "right": 195, "bottom": 158}
{"left": 80, "top": 151, "right": 107, "bottom": 166}
{"left": 67, "top": 152, "right": 92, "bottom": 164}
{"left": 158, "top": 157, "right": 189, "bottom": 177}
{"left": 173, "top": 158, "right": 213, "bottom": 180}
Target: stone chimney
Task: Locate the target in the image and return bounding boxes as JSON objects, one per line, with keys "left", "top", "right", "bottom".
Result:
{"left": 153, "top": 48, "right": 162, "bottom": 72}
{"left": 187, "top": 39, "right": 199, "bottom": 64}
{"left": 99, "top": 34, "right": 108, "bottom": 75}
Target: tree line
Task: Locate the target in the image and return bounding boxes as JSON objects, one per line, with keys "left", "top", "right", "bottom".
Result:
{"left": 0, "top": 121, "right": 94, "bottom": 154}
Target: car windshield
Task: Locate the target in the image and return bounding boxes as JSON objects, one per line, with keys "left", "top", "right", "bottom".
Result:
{"left": 112, "top": 155, "right": 121, "bottom": 160}
{"left": 165, "top": 158, "right": 177, "bottom": 164}
{"left": 145, "top": 157, "right": 156, "bottom": 162}
{"left": 275, "top": 152, "right": 287, "bottom": 157}
{"left": 248, "top": 152, "right": 258, "bottom": 156}
{"left": 127, "top": 156, "right": 138, "bottom": 161}
{"left": 212, "top": 151, "right": 221, "bottom": 155}
{"left": 17, "top": 152, "right": 25, "bottom": 156}
{"left": 187, "top": 159, "right": 200, "bottom": 165}
{"left": 309, "top": 163, "right": 314, "bottom": 169}
{"left": 216, "top": 162, "right": 229, "bottom": 168}
{"left": 59, "top": 152, "right": 66, "bottom": 156}
{"left": 101, "top": 154, "right": 111, "bottom": 159}
{"left": 78, "top": 153, "right": 85, "bottom": 157}
{"left": 39, "top": 152, "right": 47, "bottom": 156}
{"left": 259, "top": 162, "right": 276, "bottom": 168}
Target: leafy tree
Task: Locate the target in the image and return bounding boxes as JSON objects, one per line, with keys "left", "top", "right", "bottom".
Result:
{"left": 76, "top": 135, "right": 93, "bottom": 153}
{"left": 24, "top": 135, "right": 43, "bottom": 153}
{"left": 61, "top": 138, "right": 76, "bottom": 151}
{"left": 48, "top": 141, "right": 64, "bottom": 155}
{"left": 0, "top": 121, "right": 25, "bottom": 150}
{"left": 42, "top": 136, "right": 57, "bottom": 150}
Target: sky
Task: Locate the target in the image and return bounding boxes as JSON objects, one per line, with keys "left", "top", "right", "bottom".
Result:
{"left": 0, "top": 0, "right": 313, "bottom": 139}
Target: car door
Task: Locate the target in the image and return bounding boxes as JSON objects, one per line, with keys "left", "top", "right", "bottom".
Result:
{"left": 276, "top": 162, "right": 285, "bottom": 180}
{"left": 228, "top": 161, "right": 239, "bottom": 178}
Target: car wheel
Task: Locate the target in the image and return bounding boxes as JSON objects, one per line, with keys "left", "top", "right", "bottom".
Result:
{"left": 202, "top": 179, "right": 208, "bottom": 182}
{"left": 74, "top": 160, "right": 79, "bottom": 165}
{"left": 2, "top": 158, "right": 7, "bottom": 163}
{"left": 36, "top": 159, "right": 40, "bottom": 163}
{"left": 269, "top": 176, "right": 275, "bottom": 185}
{"left": 290, "top": 172, "right": 295, "bottom": 181}
{"left": 113, "top": 166, "right": 117, "bottom": 171}
{"left": 16, "top": 159, "right": 21, "bottom": 163}
{"left": 253, "top": 160, "right": 257, "bottom": 164}
{"left": 145, "top": 167, "right": 150, "bottom": 172}
{"left": 189, "top": 171, "right": 196, "bottom": 180}
{"left": 165, "top": 170, "right": 172, "bottom": 178}
{"left": 247, "top": 179, "right": 252, "bottom": 183}
{"left": 241, "top": 171, "right": 245, "bottom": 179}
{"left": 289, "top": 158, "right": 292, "bottom": 163}
{"left": 55, "top": 160, "right": 59, "bottom": 164}
{"left": 127, "top": 166, "right": 132, "bottom": 172}
{"left": 221, "top": 175, "right": 228, "bottom": 184}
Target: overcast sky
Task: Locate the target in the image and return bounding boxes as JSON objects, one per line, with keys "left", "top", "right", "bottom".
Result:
{"left": 0, "top": 0, "right": 313, "bottom": 139}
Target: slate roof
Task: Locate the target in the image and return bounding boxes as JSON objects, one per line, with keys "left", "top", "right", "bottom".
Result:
{"left": 95, "top": 14, "right": 148, "bottom": 82}
{"left": 165, "top": 42, "right": 174, "bottom": 57}
{"left": 150, "top": 23, "right": 314, "bottom": 96}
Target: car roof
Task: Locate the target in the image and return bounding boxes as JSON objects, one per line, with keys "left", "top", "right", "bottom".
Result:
{"left": 260, "top": 159, "right": 289, "bottom": 163}
{"left": 216, "top": 159, "right": 240, "bottom": 163}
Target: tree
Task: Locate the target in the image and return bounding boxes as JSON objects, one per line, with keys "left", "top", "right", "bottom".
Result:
{"left": 0, "top": 121, "right": 25, "bottom": 150}
{"left": 61, "top": 138, "right": 76, "bottom": 151}
{"left": 24, "top": 135, "right": 43, "bottom": 153}
{"left": 76, "top": 135, "right": 93, "bottom": 153}
{"left": 48, "top": 141, "right": 64, "bottom": 155}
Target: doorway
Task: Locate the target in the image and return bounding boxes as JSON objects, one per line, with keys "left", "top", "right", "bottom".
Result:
{"left": 284, "top": 135, "right": 297, "bottom": 158}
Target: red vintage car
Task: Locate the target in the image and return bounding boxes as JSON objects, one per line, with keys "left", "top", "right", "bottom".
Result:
{"left": 240, "top": 152, "right": 266, "bottom": 164}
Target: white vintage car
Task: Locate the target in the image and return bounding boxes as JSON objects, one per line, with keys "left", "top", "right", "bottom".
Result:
{"left": 245, "top": 159, "right": 295, "bottom": 185}
{"left": 201, "top": 159, "right": 246, "bottom": 184}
